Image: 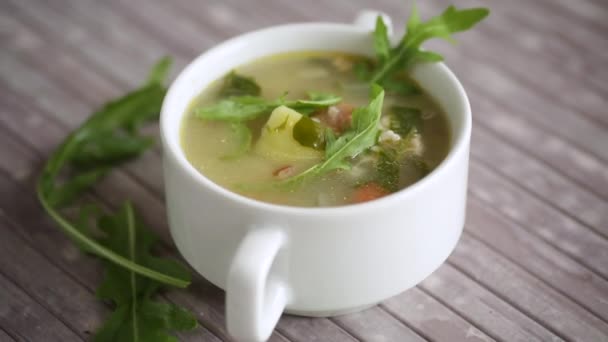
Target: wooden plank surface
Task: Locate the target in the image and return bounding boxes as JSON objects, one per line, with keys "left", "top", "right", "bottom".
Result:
{"left": 0, "top": 0, "right": 607, "bottom": 341}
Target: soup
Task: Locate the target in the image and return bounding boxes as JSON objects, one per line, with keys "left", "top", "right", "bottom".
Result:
{"left": 181, "top": 51, "right": 450, "bottom": 207}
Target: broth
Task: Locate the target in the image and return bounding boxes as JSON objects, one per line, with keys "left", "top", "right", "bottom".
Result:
{"left": 181, "top": 51, "right": 450, "bottom": 207}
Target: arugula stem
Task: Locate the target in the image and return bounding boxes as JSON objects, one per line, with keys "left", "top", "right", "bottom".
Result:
{"left": 126, "top": 203, "right": 140, "bottom": 341}
{"left": 36, "top": 182, "right": 190, "bottom": 288}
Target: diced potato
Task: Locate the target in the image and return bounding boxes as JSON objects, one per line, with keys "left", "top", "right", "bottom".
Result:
{"left": 255, "top": 106, "right": 323, "bottom": 161}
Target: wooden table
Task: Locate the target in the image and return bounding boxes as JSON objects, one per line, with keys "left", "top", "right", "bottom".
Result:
{"left": 1, "top": 0, "right": 607, "bottom": 341}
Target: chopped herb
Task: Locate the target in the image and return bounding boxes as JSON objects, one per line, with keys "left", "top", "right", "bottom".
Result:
{"left": 36, "top": 58, "right": 198, "bottom": 341}
{"left": 278, "top": 84, "right": 385, "bottom": 186}
{"left": 219, "top": 71, "right": 261, "bottom": 97}
{"left": 390, "top": 106, "right": 422, "bottom": 136}
{"left": 195, "top": 92, "right": 341, "bottom": 122}
{"left": 376, "top": 150, "right": 400, "bottom": 192}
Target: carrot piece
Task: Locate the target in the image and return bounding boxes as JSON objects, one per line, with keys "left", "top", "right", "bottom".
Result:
{"left": 352, "top": 182, "right": 390, "bottom": 203}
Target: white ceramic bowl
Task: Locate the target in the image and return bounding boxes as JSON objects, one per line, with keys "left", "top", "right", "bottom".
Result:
{"left": 161, "top": 11, "right": 471, "bottom": 342}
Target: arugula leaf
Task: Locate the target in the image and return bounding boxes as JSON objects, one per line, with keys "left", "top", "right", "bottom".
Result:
{"left": 195, "top": 96, "right": 271, "bottom": 121}
{"left": 221, "top": 123, "right": 252, "bottom": 159}
{"left": 295, "top": 92, "right": 342, "bottom": 108}
{"left": 370, "top": 5, "right": 489, "bottom": 84}
{"left": 37, "top": 57, "right": 198, "bottom": 340}
{"left": 145, "top": 57, "right": 172, "bottom": 86}
{"left": 219, "top": 71, "right": 261, "bottom": 97}
{"left": 382, "top": 76, "right": 420, "bottom": 96}
{"left": 46, "top": 168, "right": 110, "bottom": 208}
{"left": 373, "top": 16, "right": 391, "bottom": 64}
{"left": 94, "top": 203, "right": 197, "bottom": 342}
{"left": 194, "top": 92, "right": 341, "bottom": 122}
{"left": 37, "top": 59, "right": 188, "bottom": 286}
{"left": 70, "top": 133, "right": 155, "bottom": 168}
{"left": 288, "top": 92, "right": 343, "bottom": 115}
{"left": 279, "top": 85, "right": 385, "bottom": 186}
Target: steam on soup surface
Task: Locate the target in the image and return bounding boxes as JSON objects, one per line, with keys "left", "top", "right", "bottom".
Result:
{"left": 181, "top": 51, "right": 450, "bottom": 207}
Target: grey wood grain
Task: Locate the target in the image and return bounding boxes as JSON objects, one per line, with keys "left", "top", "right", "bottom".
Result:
{"left": 0, "top": 272, "right": 83, "bottom": 342}
{"left": 451, "top": 236, "right": 608, "bottom": 341}
{"left": 0, "top": 216, "right": 106, "bottom": 339}
{"left": 4, "top": 0, "right": 171, "bottom": 88}
{"left": 465, "top": 196, "right": 608, "bottom": 320}
{"left": 426, "top": 0, "right": 608, "bottom": 124}
{"left": 469, "top": 162, "right": 608, "bottom": 279}
{"left": 0, "top": 4, "right": 167, "bottom": 184}
{"left": 473, "top": 94, "right": 608, "bottom": 200}
{"left": 420, "top": 264, "right": 563, "bottom": 342}
{"left": 381, "top": 288, "right": 493, "bottom": 342}
{"left": 0, "top": 328, "right": 16, "bottom": 342}
{"left": 471, "top": 128, "right": 608, "bottom": 234}
{"left": 1, "top": 0, "right": 608, "bottom": 341}
{"left": 331, "top": 307, "right": 426, "bottom": 342}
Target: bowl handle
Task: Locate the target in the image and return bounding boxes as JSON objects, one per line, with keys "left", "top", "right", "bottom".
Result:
{"left": 353, "top": 10, "right": 393, "bottom": 35}
{"left": 226, "top": 226, "right": 290, "bottom": 341}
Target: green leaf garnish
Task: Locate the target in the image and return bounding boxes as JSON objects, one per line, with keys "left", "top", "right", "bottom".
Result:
{"left": 373, "top": 16, "right": 391, "bottom": 64}
{"left": 381, "top": 76, "right": 420, "bottom": 96}
{"left": 45, "top": 168, "right": 110, "bottom": 208}
{"left": 295, "top": 92, "right": 343, "bottom": 111}
{"left": 93, "top": 203, "right": 197, "bottom": 342}
{"left": 145, "top": 56, "right": 172, "bottom": 86}
{"left": 370, "top": 5, "right": 489, "bottom": 84}
{"left": 70, "top": 133, "right": 155, "bottom": 169}
{"left": 278, "top": 84, "right": 385, "bottom": 186}
{"left": 36, "top": 58, "right": 198, "bottom": 340}
{"left": 194, "top": 92, "right": 341, "bottom": 122}
{"left": 219, "top": 71, "right": 261, "bottom": 97}
{"left": 376, "top": 150, "right": 400, "bottom": 192}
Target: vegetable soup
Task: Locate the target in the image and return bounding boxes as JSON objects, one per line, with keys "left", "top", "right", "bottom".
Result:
{"left": 181, "top": 51, "right": 450, "bottom": 207}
